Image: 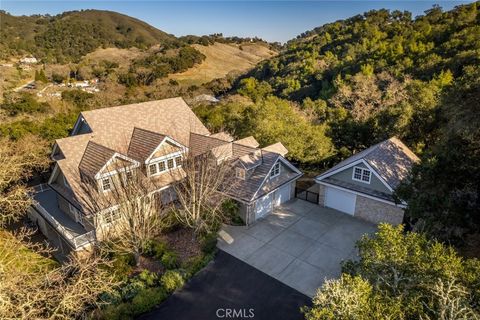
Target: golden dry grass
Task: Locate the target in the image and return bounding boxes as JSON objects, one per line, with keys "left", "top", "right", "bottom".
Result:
{"left": 82, "top": 47, "right": 145, "bottom": 68}
{"left": 169, "top": 42, "right": 277, "bottom": 86}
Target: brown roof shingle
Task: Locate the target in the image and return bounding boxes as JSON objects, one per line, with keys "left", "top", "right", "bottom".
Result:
{"left": 127, "top": 127, "right": 166, "bottom": 162}
{"left": 78, "top": 141, "right": 116, "bottom": 178}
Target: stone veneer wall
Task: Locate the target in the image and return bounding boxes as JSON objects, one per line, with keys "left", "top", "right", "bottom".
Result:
{"left": 354, "top": 195, "right": 404, "bottom": 225}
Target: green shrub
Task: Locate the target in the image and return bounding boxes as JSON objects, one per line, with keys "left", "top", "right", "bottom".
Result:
{"left": 98, "top": 302, "right": 133, "bottom": 320}
{"left": 137, "top": 270, "right": 159, "bottom": 287}
{"left": 131, "top": 287, "right": 167, "bottom": 315}
{"left": 200, "top": 233, "right": 218, "bottom": 254}
{"left": 1, "top": 92, "right": 50, "bottom": 116}
{"left": 183, "top": 253, "right": 214, "bottom": 278}
{"left": 161, "top": 251, "right": 178, "bottom": 269}
{"left": 111, "top": 253, "right": 135, "bottom": 281}
{"left": 121, "top": 279, "right": 147, "bottom": 301}
{"left": 161, "top": 270, "right": 184, "bottom": 293}
{"left": 143, "top": 239, "right": 168, "bottom": 259}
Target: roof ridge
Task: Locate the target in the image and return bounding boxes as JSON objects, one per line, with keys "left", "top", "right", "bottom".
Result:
{"left": 80, "top": 97, "right": 184, "bottom": 117}
{"left": 132, "top": 126, "right": 167, "bottom": 137}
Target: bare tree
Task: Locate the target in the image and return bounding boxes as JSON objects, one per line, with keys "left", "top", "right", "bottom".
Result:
{"left": 0, "top": 228, "right": 117, "bottom": 319}
{"left": 169, "top": 149, "right": 237, "bottom": 236}
{"left": 0, "top": 135, "right": 49, "bottom": 226}
{"left": 80, "top": 164, "right": 167, "bottom": 265}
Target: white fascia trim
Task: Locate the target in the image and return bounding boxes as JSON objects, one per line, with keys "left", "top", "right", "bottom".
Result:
{"left": 95, "top": 153, "right": 140, "bottom": 179}
{"left": 148, "top": 150, "right": 184, "bottom": 164}
{"left": 145, "top": 136, "right": 187, "bottom": 163}
{"left": 251, "top": 156, "right": 301, "bottom": 200}
{"left": 48, "top": 163, "right": 59, "bottom": 184}
{"left": 278, "top": 156, "right": 302, "bottom": 174}
{"left": 314, "top": 158, "right": 394, "bottom": 193}
{"left": 318, "top": 181, "right": 406, "bottom": 208}
{"left": 70, "top": 114, "right": 85, "bottom": 136}
{"left": 315, "top": 159, "right": 364, "bottom": 181}
{"left": 361, "top": 160, "right": 394, "bottom": 192}
{"left": 50, "top": 142, "right": 59, "bottom": 160}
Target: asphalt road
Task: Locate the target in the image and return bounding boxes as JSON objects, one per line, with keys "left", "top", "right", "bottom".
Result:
{"left": 138, "top": 250, "right": 311, "bottom": 320}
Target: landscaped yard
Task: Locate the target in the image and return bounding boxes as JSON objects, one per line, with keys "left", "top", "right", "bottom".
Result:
{"left": 93, "top": 226, "right": 217, "bottom": 320}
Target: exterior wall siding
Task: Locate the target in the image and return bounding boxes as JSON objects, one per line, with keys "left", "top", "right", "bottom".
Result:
{"left": 57, "top": 194, "right": 77, "bottom": 221}
{"left": 329, "top": 163, "right": 391, "bottom": 194}
{"left": 354, "top": 195, "right": 404, "bottom": 225}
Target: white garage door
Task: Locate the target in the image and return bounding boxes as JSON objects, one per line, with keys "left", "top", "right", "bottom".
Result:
{"left": 255, "top": 193, "right": 273, "bottom": 220}
{"left": 325, "top": 187, "right": 356, "bottom": 215}
{"left": 274, "top": 184, "right": 291, "bottom": 206}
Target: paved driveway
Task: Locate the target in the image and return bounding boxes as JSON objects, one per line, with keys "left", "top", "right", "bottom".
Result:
{"left": 217, "top": 199, "right": 376, "bottom": 297}
{"left": 138, "top": 251, "right": 310, "bottom": 320}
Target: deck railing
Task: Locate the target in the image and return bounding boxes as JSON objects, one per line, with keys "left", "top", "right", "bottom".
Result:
{"left": 31, "top": 184, "right": 96, "bottom": 249}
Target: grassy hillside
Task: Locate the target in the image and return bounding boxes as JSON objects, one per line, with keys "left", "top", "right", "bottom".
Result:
{"left": 169, "top": 42, "right": 276, "bottom": 85}
{"left": 0, "top": 9, "right": 178, "bottom": 62}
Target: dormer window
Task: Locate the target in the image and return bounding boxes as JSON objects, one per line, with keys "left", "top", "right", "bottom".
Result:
{"left": 175, "top": 156, "right": 182, "bottom": 167}
{"left": 149, "top": 164, "right": 158, "bottom": 175}
{"left": 270, "top": 162, "right": 280, "bottom": 178}
{"left": 101, "top": 177, "right": 111, "bottom": 191}
{"left": 158, "top": 161, "right": 166, "bottom": 172}
{"left": 167, "top": 158, "right": 175, "bottom": 169}
{"left": 236, "top": 167, "right": 246, "bottom": 180}
{"left": 353, "top": 166, "right": 371, "bottom": 184}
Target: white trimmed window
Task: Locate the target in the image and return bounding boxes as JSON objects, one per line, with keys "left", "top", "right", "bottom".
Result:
{"left": 270, "top": 162, "right": 280, "bottom": 178}
{"left": 175, "top": 156, "right": 182, "bottom": 167}
{"left": 104, "top": 208, "right": 121, "bottom": 224}
{"left": 167, "top": 158, "right": 175, "bottom": 169}
{"left": 158, "top": 161, "right": 166, "bottom": 172}
{"left": 352, "top": 166, "right": 371, "bottom": 184}
{"left": 236, "top": 167, "right": 246, "bottom": 180}
{"left": 149, "top": 163, "right": 158, "bottom": 175}
{"left": 101, "top": 177, "right": 111, "bottom": 191}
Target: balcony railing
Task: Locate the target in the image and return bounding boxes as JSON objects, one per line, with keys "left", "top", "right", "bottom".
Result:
{"left": 31, "top": 184, "right": 96, "bottom": 250}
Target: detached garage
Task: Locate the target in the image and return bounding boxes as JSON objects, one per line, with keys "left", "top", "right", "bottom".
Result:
{"left": 315, "top": 137, "right": 420, "bottom": 225}
{"left": 324, "top": 187, "right": 356, "bottom": 215}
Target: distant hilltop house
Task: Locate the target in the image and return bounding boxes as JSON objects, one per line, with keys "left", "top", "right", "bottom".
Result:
{"left": 19, "top": 56, "right": 38, "bottom": 64}
{"left": 28, "top": 97, "right": 300, "bottom": 254}
{"left": 312, "top": 137, "right": 419, "bottom": 225}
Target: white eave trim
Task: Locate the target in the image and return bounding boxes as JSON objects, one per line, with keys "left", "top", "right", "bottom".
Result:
{"left": 315, "top": 159, "right": 393, "bottom": 192}
{"left": 251, "top": 156, "right": 302, "bottom": 200}
{"left": 317, "top": 180, "right": 406, "bottom": 208}
{"left": 144, "top": 136, "right": 187, "bottom": 164}
{"left": 95, "top": 153, "right": 140, "bottom": 179}
{"left": 71, "top": 114, "right": 86, "bottom": 136}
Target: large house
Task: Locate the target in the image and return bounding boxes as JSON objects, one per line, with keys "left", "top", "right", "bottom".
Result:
{"left": 314, "top": 137, "right": 419, "bottom": 225}
{"left": 29, "top": 98, "right": 301, "bottom": 254}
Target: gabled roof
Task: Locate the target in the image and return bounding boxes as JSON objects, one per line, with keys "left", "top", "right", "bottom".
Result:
{"left": 127, "top": 127, "right": 166, "bottom": 162}
{"left": 210, "top": 132, "right": 234, "bottom": 142}
{"left": 50, "top": 98, "right": 210, "bottom": 213}
{"left": 316, "top": 137, "right": 419, "bottom": 190}
{"left": 235, "top": 136, "right": 259, "bottom": 148}
{"left": 78, "top": 141, "right": 116, "bottom": 178}
{"left": 227, "top": 151, "right": 302, "bottom": 202}
{"left": 262, "top": 142, "right": 288, "bottom": 157}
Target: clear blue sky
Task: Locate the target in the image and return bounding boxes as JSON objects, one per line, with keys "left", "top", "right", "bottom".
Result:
{"left": 1, "top": 1, "right": 474, "bottom": 42}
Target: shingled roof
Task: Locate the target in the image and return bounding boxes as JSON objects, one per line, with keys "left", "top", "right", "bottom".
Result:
{"left": 316, "top": 137, "right": 419, "bottom": 190}
{"left": 78, "top": 141, "right": 116, "bottom": 178}
{"left": 127, "top": 127, "right": 166, "bottom": 162}
{"left": 51, "top": 98, "right": 210, "bottom": 213}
